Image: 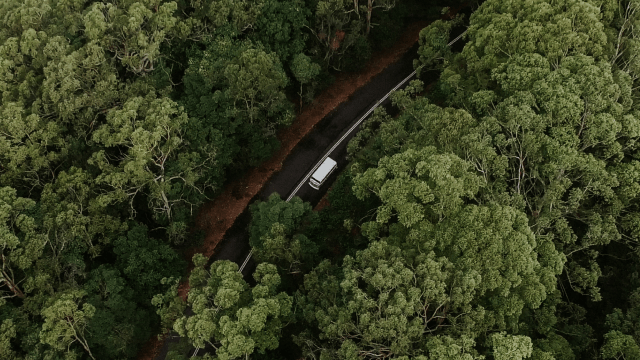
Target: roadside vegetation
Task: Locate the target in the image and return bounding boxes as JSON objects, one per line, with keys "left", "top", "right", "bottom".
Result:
{"left": 157, "top": 0, "right": 640, "bottom": 359}
{"left": 0, "top": 0, "right": 460, "bottom": 359}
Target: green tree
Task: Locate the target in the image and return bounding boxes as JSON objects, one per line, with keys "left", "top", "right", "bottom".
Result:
{"left": 89, "top": 93, "right": 217, "bottom": 222}
{"left": 310, "top": 0, "right": 398, "bottom": 69}
{"left": 40, "top": 290, "right": 97, "bottom": 360}
{"left": 490, "top": 332, "right": 533, "bottom": 360}
{"left": 415, "top": 16, "right": 464, "bottom": 75}
{"left": 0, "top": 186, "right": 47, "bottom": 303}
{"left": 601, "top": 331, "right": 640, "bottom": 359}
{"left": 0, "top": 0, "right": 307, "bottom": 359}
{"left": 152, "top": 277, "right": 187, "bottom": 334}
{"left": 407, "top": 0, "right": 640, "bottom": 303}
{"left": 352, "top": 147, "right": 483, "bottom": 226}
{"left": 299, "top": 206, "right": 553, "bottom": 359}
{"left": 423, "top": 335, "right": 482, "bottom": 360}
{"left": 181, "top": 37, "right": 294, "bottom": 166}
{"left": 84, "top": 265, "right": 152, "bottom": 359}
{"left": 291, "top": 53, "right": 321, "bottom": 108}
{"left": 348, "top": 1, "right": 640, "bottom": 358}
{"left": 311, "top": 0, "right": 356, "bottom": 66}
{"left": 249, "top": 193, "right": 313, "bottom": 247}
{"left": 253, "top": 0, "right": 310, "bottom": 62}
{"left": 83, "top": 0, "right": 180, "bottom": 74}
{"left": 167, "top": 256, "right": 293, "bottom": 359}
{"left": 603, "top": 287, "right": 640, "bottom": 357}
{"left": 40, "top": 167, "right": 125, "bottom": 282}
{"left": 298, "top": 144, "right": 563, "bottom": 357}
{"left": 249, "top": 193, "right": 319, "bottom": 273}
{"left": 113, "top": 222, "right": 184, "bottom": 300}
{"left": 224, "top": 48, "right": 293, "bottom": 134}
{"left": 191, "top": 0, "right": 265, "bottom": 31}
{"left": 0, "top": 103, "right": 64, "bottom": 190}
{"left": 0, "top": 318, "right": 18, "bottom": 360}
{"left": 254, "top": 222, "right": 318, "bottom": 274}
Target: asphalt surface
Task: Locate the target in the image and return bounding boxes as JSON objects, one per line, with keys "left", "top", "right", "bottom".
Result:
{"left": 226, "top": 43, "right": 418, "bottom": 275}
{"left": 155, "top": 43, "right": 420, "bottom": 359}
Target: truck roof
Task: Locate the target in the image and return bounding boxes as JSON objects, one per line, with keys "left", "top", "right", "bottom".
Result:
{"left": 311, "top": 157, "right": 337, "bottom": 182}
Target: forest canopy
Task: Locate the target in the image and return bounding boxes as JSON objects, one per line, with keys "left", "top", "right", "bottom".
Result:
{"left": 161, "top": 0, "right": 640, "bottom": 359}
{"left": 0, "top": 0, "right": 444, "bottom": 359}
{"left": 7, "top": 0, "right": 640, "bottom": 359}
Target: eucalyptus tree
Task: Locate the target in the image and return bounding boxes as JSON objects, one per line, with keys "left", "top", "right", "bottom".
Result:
{"left": 291, "top": 53, "right": 321, "bottom": 108}
{"left": 84, "top": 265, "right": 154, "bottom": 359}
{"left": 0, "top": 187, "right": 48, "bottom": 303}
{"left": 337, "top": 0, "right": 640, "bottom": 357}
{"left": 297, "top": 146, "right": 564, "bottom": 359}
{"left": 40, "top": 167, "right": 125, "bottom": 272}
{"left": 0, "top": 102, "right": 65, "bottom": 190}
{"left": 89, "top": 94, "right": 217, "bottom": 223}
{"left": 83, "top": 0, "right": 181, "bottom": 74}
{"left": 311, "top": 0, "right": 357, "bottom": 66}
{"left": 197, "top": 0, "right": 265, "bottom": 31}
{"left": 181, "top": 37, "right": 293, "bottom": 167}
{"left": 411, "top": 0, "right": 640, "bottom": 303}
{"left": 249, "top": 193, "right": 313, "bottom": 246}
{"left": 415, "top": 16, "right": 464, "bottom": 75}
{"left": 601, "top": 330, "right": 640, "bottom": 359}
{"left": 253, "top": 0, "right": 310, "bottom": 63}
{"left": 249, "top": 193, "right": 319, "bottom": 274}
{"left": 160, "top": 255, "right": 293, "bottom": 359}
{"left": 309, "top": 0, "right": 399, "bottom": 69}
{"left": 224, "top": 47, "right": 294, "bottom": 136}
{"left": 0, "top": 1, "right": 202, "bottom": 358}
{"left": 40, "top": 290, "right": 97, "bottom": 360}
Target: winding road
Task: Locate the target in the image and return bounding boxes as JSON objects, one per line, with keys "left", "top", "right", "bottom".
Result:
{"left": 212, "top": 43, "right": 418, "bottom": 281}
{"left": 155, "top": 26, "right": 467, "bottom": 358}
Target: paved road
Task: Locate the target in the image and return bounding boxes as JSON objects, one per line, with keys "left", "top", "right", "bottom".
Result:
{"left": 207, "top": 16, "right": 469, "bottom": 284}
{"left": 219, "top": 43, "right": 418, "bottom": 275}
{"left": 155, "top": 43, "right": 420, "bottom": 359}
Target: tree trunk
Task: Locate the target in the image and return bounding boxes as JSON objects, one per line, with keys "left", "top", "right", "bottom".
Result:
{"left": 1, "top": 258, "right": 25, "bottom": 299}
{"left": 366, "top": 0, "right": 374, "bottom": 35}
{"left": 2, "top": 276, "right": 25, "bottom": 299}
{"left": 300, "top": 83, "right": 304, "bottom": 109}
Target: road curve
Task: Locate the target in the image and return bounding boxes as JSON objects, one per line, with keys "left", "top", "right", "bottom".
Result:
{"left": 155, "top": 43, "right": 420, "bottom": 360}
{"left": 220, "top": 43, "right": 419, "bottom": 280}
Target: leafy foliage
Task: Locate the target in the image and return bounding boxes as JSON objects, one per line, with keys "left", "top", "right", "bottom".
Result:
{"left": 326, "top": 0, "right": 640, "bottom": 357}
{"left": 297, "top": 143, "right": 563, "bottom": 358}
{"left": 249, "top": 193, "right": 319, "bottom": 274}
{"left": 169, "top": 256, "right": 293, "bottom": 359}
{"left": 14, "top": 0, "right": 633, "bottom": 359}
{"left": 0, "top": 0, "right": 338, "bottom": 357}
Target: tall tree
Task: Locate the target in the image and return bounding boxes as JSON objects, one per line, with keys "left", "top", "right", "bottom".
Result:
{"left": 89, "top": 93, "right": 217, "bottom": 222}
{"left": 0, "top": 186, "right": 47, "bottom": 303}
{"left": 224, "top": 47, "right": 293, "bottom": 134}
{"left": 83, "top": 0, "right": 180, "bottom": 74}
{"left": 253, "top": 0, "right": 310, "bottom": 62}
{"left": 84, "top": 265, "right": 153, "bottom": 359}
{"left": 249, "top": 193, "right": 312, "bottom": 247}
{"left": 411, "top": 0, "right": 638, "bottom": 302}
{"left": 249, "top": 193, "right": 319, "bottom": 273}
{"left": 310, "top": 0, "right": 399, "bottom": 68}
{"left": 297, "top": 145, "right": 563, "bottom": 358}
{"left": 181, "top": 37, "right": 293, "bottom": 166}
{"left": 40, "top": 290, "right": 97, "bottom": 360}
{"left": 165, "top": 255, "right": 293, "bottom": 359}
{"left": 291, "top": 53, "right": 321, "bottom": 108}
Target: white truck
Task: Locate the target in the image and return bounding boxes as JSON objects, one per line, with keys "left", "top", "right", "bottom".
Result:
{"left": 309, "top": 157, "right": 337, "bottom": 190}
